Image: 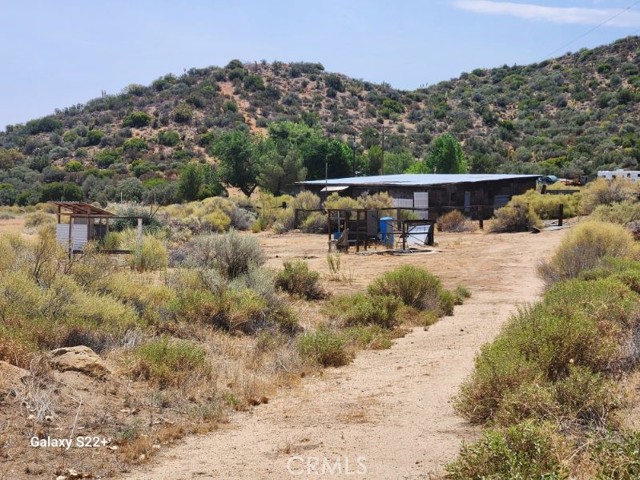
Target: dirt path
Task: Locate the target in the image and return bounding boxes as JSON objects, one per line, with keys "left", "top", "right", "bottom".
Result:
{"left": 124, "top": 229, "right": 567, "bottom": 480}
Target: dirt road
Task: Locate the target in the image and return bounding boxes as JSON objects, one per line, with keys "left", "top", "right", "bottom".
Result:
{"left": 124, "top": 228, "right": 567, "bottom": 479}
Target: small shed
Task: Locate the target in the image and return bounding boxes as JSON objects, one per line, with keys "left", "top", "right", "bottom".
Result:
{"left": 53, "top": 202, "right": 142, "bottom": 254}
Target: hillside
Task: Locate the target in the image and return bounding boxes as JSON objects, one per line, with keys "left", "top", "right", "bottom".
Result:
{"left": 1, "top": 36, "right": 640, "bottom": 205}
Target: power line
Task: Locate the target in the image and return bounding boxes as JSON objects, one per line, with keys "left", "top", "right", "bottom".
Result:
{"left": 543, "top": 0, "right": 640, "bottom": 60}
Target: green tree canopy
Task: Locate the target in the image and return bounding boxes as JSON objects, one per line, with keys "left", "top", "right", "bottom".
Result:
{"left": 408, "top": 134, "right": 468, "bottom": 174}
{"left": 267, "top": 121, "right": 351, "bottom": 180}
{"left": 210, "top": 129, "right": 260, "bottom": 196}
{"left": 178, "top": 163, "right": 202, "bottom": 202}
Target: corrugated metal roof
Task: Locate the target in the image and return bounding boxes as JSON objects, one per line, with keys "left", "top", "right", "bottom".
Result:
{"left": 298, "top": 174, "right": 540, "bottom": 187}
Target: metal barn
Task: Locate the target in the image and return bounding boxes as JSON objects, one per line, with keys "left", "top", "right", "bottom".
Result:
{"left": 296, "top": 173, "right": 540, "bottom": 218}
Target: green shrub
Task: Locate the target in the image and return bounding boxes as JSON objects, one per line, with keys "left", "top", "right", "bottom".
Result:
{"left": 129, "top": 336, "right": 211, "bottom": 388}
{"left": 455, "top": 285, "right": 471, "bottom": 304}
{"left": 591, "top": 201, "right": 640, "bottom": 225}
{"left": 514, "top": 189, "right": 579, "bottom": 219}
{"left": 274, "top": 260, "right": 325, "bottom": 300}
{"left": 490, "top": 197, "right": 543, "bottom": 233}
{"left": 183, "top": 231, "right": 265, "bottom": 280}
{"left": 367, "top": 265, "right": 449, "bottom": 313}
{"left": 324, "top": 192, "right": 361, "bottom": 210}
{"left": 593, "top": 432, "right": 640, "bottom": 480}
{"left": 128, "top": 234, "right": 169, "bottom": 272}
{"left": 291, "top": 191, "right": 321, "bottom": 211}
{"left": 446, "top": 421, "right": 569, "bottom": 479}
{"left": 580, "top": 178, "right": 639, "bottom": 215}
{"left": 342, "top": 325, "right": 394, "bottom": 350}
{"left": 538, "top": 221, "right": 634, "bottom": 286}
{"left": 201, "top": 210, "right": 231, "bottom": 233}
{"left": 325, "top": 293, "right": 401, "bottom": 328}
{"left": 297, "top": 327, "right": 351, "bottom": 367}
{"left": 437, "top": 210, "right": 477, "bottom": 232}
{"left": 553, "top": 365, "right": 620, "bottom": 425}
{"left": 123, "top": 111, "right": 152, "bottom": 128}
{"left": 300, "top": 211, "right": 326, "bottom": 233}
{"left": 361, "top": 192, "right": 394, "bottom": 211}
{"left": 456, "top": 333, "right": 540, "bottom": 424}
{"left": 456, "top": 276, "right": 639, "bottom": 425}
{"left": 24, "top": 211, "right": 54, "bottom": 228}
{"left": 157, "top": 130, "right": 181, "bottom": 146}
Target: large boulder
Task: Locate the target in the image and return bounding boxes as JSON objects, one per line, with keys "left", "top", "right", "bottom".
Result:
{"left": 49, "top": 346, "right": 111, "bottom": 379}
{"left": 0, "top": 361, "right": 30, "bottom": 391}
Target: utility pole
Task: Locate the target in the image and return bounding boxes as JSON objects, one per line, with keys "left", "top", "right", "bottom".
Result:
{"left": 324, "top": 156, "right": 328, "bottom": 201}
{"left": 351, "top": 135, "right": 357, "bottom": 177}
{"left": 380, "top": 124, "right": 385, "bottom": 175}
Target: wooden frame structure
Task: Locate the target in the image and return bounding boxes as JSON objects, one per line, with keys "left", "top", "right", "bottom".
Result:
{"left": 52, "top": 202, "right": 143, "bottom": 255}
{"left": 326, "top": 208, "right": 435, "bottom": 253}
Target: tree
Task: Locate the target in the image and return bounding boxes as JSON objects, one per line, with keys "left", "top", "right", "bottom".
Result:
{"left": 409, "top": 134, "right": 468, "bottom": 174}
{"left": 210, "top": 129, "right": 260, "bottom": 196}
{"left": 0, "top": 149, "right": 25, "bottom": 169}
{"left": 40, "top": 182, "right": 83, "bottom": 202}
{"left": 383, "top": 150, "right": 415, "bottom": 174}
{"left": 178, "top": 163, "right": 202, "bottom": 202}
{"left": 366, "top": 146, "right": 383, "bottom": 175}
{"left": 257, "top": 146, "right": 307, "bottom": 195}
{"left": 0, "top": 184, "right": 17, "bottom": 205}
{"left": 267, "top": 121, "right": 350, "bottom": 180}
{"left": 117, "top": 178, "right": 144, "bottom": 202}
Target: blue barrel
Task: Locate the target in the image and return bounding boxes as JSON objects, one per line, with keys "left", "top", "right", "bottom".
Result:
{"left": 379, "top": 217, "right": 394, "bottom": 247}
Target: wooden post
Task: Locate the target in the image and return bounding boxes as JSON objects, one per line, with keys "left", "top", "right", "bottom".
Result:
{"left": 558, "top": 204, "right": 564, "bottom": 227}
{"left": 478, "top": 205, "right": 484, "bottom": 230}
{"left": 402, "top": 222, "right": 407, "bottom": 251}
{"left": 68, "top": 216, "right": 74, "bottom": 258}
{"left": 137, "top": 217, "right": 143, "bottom": 255}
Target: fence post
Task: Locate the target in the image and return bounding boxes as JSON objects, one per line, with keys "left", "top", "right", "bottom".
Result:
{"left": 558, "top": 204, "right": 564, "bottom": 227}
{"left": 478, "top": 206, "right": 484, "bottom": 230}
{"left": 402, "top": 222, "right": 407, "bottom": 250}
{"left": 137, "top": 217, "right": 143, "bottom": 255}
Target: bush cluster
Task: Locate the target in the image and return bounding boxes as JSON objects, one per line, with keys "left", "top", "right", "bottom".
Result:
{"left": 274, "top": 260, "right": 326, "bottom": 300}
{"left": 368, "top": 265, "right": 455, "bottom": 315}
{"left": 436, "top": 210, "right": 477, "bottom": 232}
{"left": 450, "top": 230, "right": 640, "bottom": 478}
{"left": 538, "top": 221, "right": 634, "bottom": 286}
{"left": 513, "top": 189, "right": 579, "bottom": 219}
{"left": 489, "top": 197, "right": 543, "bottom": 233}
{"left": 580, "top": 178, "right": 639, "bottom": 215}
{"left": 128, "top": 336, "right": 212, "bottom": 388}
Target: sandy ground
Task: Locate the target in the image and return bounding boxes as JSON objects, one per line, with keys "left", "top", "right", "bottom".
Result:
{"left": 123, "top": 227, "right": 568, "bottom": 480}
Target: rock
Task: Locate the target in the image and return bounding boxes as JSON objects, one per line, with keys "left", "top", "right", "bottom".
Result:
{"left": 0, "top": 361, "right": 30, "bottom": 391}
{"left": 66, "top": 468, "right": 80, "bottom": 479}
{"left": 49, "top": 346, "right": 111, "bottom": 379}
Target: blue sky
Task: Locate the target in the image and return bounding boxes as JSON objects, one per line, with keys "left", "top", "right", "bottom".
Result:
{"left": 1, "top": 0, "right": 640, "bottom": 129}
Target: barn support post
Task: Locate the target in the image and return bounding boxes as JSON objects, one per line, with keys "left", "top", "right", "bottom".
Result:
{"left": 478, "top": 205, "right": 484, "bottom": 230}
{"left": 137, "top": 217, "right": 143, "bottom": 255}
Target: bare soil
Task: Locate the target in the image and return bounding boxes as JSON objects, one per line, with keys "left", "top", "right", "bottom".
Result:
{"left": 123, "top": 228, "right": 567, "bottom": 479}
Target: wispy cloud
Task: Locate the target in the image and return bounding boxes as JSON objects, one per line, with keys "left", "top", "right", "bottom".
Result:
{"left": 453, "top": 1, "right": 640, "bottom": 27}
